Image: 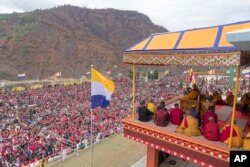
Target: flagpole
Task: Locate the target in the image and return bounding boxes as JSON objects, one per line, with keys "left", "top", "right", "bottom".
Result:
{"left": 90, "top": 65, "right": 94, "bottom": 167}
{"left": 90, "top": 108, "right": 94, "bottom": 167}
{"left": 89, "top": 66, "right": 114, "bottom": 166}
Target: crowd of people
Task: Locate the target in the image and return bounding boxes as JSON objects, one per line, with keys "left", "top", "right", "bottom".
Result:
{"left": 0, "top": 74, "right": 249, "bottom": 166}
{"left": 0, "top": 82, "right": 128, "bottom": 166}
{"left": 0, "top": 75, "right": 185, "bottom": 166}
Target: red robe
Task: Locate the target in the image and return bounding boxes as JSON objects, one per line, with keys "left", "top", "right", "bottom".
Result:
{"left": 170, "top": 108, "right": 183, "bottom": 125}
{"left": 201, "top": 121, "right": 220, "bottom": 141}
{"left": 202, "top": 111, "right": 217, "bottom": 127}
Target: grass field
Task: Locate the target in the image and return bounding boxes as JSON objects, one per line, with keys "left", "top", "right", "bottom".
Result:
{"left": 49, "top": 134, "right": 146, "bottom": 167}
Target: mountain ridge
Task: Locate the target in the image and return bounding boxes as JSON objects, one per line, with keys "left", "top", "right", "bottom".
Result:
{"left": 0, "top": 5, "right": 167, "bottom": 80}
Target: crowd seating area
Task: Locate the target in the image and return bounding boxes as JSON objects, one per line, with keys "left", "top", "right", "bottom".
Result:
{"left": 0, "top": 75, "right": 242, "bottom": 166}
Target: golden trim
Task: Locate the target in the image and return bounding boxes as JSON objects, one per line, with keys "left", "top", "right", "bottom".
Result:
{"left": 123, "top": 51, "right": 241, "bottom": 66}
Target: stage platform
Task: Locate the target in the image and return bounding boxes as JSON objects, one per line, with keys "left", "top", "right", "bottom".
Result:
{"left": 123, "top": 100, "right": 250, "bottom": 167}
{"left": 123, "top": 117, "right": 230, "bottom": 167}
{"left": 123, "top": 97, "right": 250, "bottom": 167}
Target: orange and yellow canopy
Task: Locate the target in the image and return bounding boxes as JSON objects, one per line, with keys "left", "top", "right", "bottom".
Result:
{"left": 123, "top": 21, "right": 250, "bottom": 67}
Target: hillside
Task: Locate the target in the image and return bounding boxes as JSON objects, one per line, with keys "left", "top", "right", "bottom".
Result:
{"left": 0, "top": 5, "right": 167, "bottom": 80}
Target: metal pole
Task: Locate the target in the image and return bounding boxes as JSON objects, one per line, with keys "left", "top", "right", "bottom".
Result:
{"left": 229, "top": 65, "right": 240, "bottom": 148}
{"left": 90, "top": 109, "right": 93, "bottom": 167}
{"left": 132, "top": 64, "right": 136, "bottom": 119}
{"left": 90, "top": 65, "right": 94, "bottom": 167}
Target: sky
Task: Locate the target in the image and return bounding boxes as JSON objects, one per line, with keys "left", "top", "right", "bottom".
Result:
{"left": 0, "top": 0, "right": 250, "bottom": 31}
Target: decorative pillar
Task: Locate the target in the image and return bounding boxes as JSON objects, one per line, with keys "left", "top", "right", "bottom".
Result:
{"left": 146, "top": 146, "right": 159, "bottom": 167}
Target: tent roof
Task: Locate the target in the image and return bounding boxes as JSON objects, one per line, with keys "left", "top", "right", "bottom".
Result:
{"left": 125, "top": 21, "right": 250, "bottom": 52}
{"left": 123, "top": 21, "right": 250, "bottom": 67}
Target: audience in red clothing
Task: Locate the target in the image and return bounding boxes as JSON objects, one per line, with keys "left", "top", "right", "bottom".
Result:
{"left": 201, "top": 105, "right": 217, "bottom": 127}
{"left": 0, "top": 77, "right": 183, "bottom": 166}
{"left": 201, "top": 117, "right": 220, "bottom": 141}
{"left": 154, "top": 101, "right": 169, "bottom": 127}
{"left": 170, "top": 103, "right": 183, "bottom": 125}
{"left": 1, "top": 74, "right": 241, "bottom": 166}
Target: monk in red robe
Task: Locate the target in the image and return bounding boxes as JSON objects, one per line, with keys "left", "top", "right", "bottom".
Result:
{"left": 201, "top": 117, "right": 220, "bottom": 141}
{"left": 220, "top": 120, "right": 243, "bottom": 147}
{"left": 201, "top": 105, "right": 217, "bottom": 127}
{"left": 170, "top": 103, "right": 183, "bottom": 125}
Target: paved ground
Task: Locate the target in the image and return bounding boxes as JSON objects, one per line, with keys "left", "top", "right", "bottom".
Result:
{"left": 49, "top": 134, "right": 146, "bottom": 167}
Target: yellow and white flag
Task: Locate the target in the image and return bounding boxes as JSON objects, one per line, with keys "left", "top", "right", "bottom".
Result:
{"left": 91, "top": 68, "right": 115, "bottom": 109}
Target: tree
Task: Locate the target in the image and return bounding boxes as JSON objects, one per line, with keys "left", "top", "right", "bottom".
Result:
{"left": 153, "top": 70, "right": 159, "bottom": 79}
{"left": 128, "top": 70, "right": 133, "bottom": 79}
{"left": 147, "top": 71, "right": 151, "bottom": 80}
{"left": 147, "top": 71, "right": 150, "bottom": 80}
{"left": 136, "top": 72, "right": 140, "bottom": 80}
{"left": 146, "top": 70, "right": 158, "bottom": 80}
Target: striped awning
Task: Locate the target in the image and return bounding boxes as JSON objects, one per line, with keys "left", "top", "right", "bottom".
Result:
{"left": 123, "top": 21, "right": 250, "bottom": 66}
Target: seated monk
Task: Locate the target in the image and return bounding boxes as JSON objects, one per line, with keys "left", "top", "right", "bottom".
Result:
{"left": 183, "top": 84, "right": 200, "bottom": 101}
{"left": 200, "top": 94, "right": 207, "bottom": 102}
{"left": 147, "top": 99, "right": 156, "bottom": 114}
{"left": 240, "top": 93, "right": 247, "bottom": 104}
{"left": 213, "top": 91, "right": 223, "bottom": 105}
{"left": 204, "top": 97, "right": 215, "bottom": 112}
{"left": 138, "top": 100, "right": 154, "bottom": 122}
{"left": 189, "top": 105, "right": 199, "bottom": 119}
{"left": 155, "top": 101, "right": 169, "bottom": 127}
{"left": 243, "top": 131, "right": 250, "bottom": 150}
{"left": 201, "top": 117, "right": 220, "bottom": 141}
{"left": 240, "top": 92, "right": 250, "bottom": 115}
{"left": 226, "top": 92, "right": 234, "bottom": 106}
{"left": 201, "top": 105, "right": 217, "bottom": 127}
{"left": 170, "top": 103, "right": 183, "bottom": 125}
{"left": 220, "top": 120, "right": 243, "bottom": 147}
{"left": 176, "top": 110, "right": 200, "bottom": 137}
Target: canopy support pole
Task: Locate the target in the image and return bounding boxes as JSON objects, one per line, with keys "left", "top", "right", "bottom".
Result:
{"left": 229, "top": 65, "right": 240, "bottom": 148}
{"left": 248, "top": 77, "right": 250, "bottom": 91}
{"left": 132, "top": 64, "right": 136, "bottom": 119}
